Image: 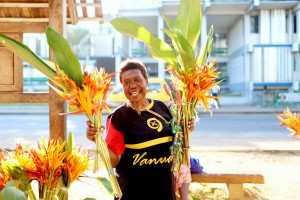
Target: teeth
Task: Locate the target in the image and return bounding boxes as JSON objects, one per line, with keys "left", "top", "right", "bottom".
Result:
{"left": 131, "top": 92, "right": 139, "bottom": 96}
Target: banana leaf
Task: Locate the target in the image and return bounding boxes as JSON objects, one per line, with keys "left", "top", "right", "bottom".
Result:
{"left": 163, "top": 29, "right": 195, "bottom": 72}
{"left": 46, "top": 27, "right": 84, "bottom": 88}
{"left": 110, "top": 18, "right": 177, "bottom": 66}
{"left": 175, "top": 0, "right": 201, "bottom": 50}
{"left": 197, "top": 25, "right": 214, "bottom": 67}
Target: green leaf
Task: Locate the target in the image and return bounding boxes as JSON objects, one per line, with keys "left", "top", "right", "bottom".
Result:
{"left": 163, "top": 29, "right": 195, "bottom": 72}
{"left": 197, "top": 25, "right": 214, "bottom": 67}
{"left": 0, "top": 34, "right": 65, "bottom": 87}
{"left": 110, "top": 18, "right": 177, "bottom": 66}
{"left": 1, "top": 187, "right": 27, "bottom": 200}
{"left": 163, "top": 15, "right": 176, "bottom": 31}
{"left": 67, "top": 132, "right": 75, "bottom": 151}
{"left": 46, "top": 27, "right": 83, "bottom": 87}
{"left": 175, "top": 0, "right": 201, "bottom": 50}
{"left": 96, "top": 177, "right": 113, "bottom": 195}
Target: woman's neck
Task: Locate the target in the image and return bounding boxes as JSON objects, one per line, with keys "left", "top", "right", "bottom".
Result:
{"left": 127, "top": 98, "right": 150, "bottom": 114}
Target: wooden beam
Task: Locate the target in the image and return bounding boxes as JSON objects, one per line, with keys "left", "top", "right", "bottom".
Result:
{"left": 191, "top": 173, "right": 265, "bottom": 184}
{"left": 76, "top": 3, "right": 102, "bottom": 7}
{"left": 81, "top": 0, "right": 88, "bottom": 18}
{"left": 68, "top": 0, "right": 78, "bottom": 25}
{"left": 94, "top": 0, "right": 103, "bottom": 23}
{"left": 48, "top": 0, "right": 67, "bottom": 141}
{"left": 0, "top": 3, "right": 48, "bottom": 8}
{"left": 0, "top": 18, "right": 49, "bottom": 23}
{"left": 67, "top": 17, "right": 103, "bottom": 22}
{"left": 0, "top": 93, "right": 50, "bottom": 103}
{"left": 0, "top": 22, "right": 47, "bottom": 33}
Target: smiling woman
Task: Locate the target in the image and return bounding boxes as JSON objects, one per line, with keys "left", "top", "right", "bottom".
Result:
{"left": 107, "top": 77, "right": 170, "bottom": 107}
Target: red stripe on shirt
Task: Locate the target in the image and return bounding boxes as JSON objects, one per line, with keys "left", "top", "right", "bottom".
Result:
{"left": 105, "top": 117, "right": 125, "bottom": 155}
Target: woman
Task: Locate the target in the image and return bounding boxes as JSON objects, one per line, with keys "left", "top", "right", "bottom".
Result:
{"left": 86, "top": 59, "right": 193, "bottom": 200}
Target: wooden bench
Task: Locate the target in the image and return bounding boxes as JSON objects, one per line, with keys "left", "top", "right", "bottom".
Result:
{"left": 192, "top": 173, "right": 265, "bottom": 200}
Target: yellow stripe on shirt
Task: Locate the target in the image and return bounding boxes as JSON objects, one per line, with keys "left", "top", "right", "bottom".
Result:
{"left": 125, "top": 136, "right": 173, "bottom": 149}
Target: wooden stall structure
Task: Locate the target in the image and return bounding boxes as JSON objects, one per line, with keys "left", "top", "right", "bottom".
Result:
{"left": 0, "top": 0, "right": 103, "bottom": 140}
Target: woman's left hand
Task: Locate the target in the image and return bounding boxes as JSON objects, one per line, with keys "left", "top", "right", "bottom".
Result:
{"left": 188, "top": 118, "right": 196, "bottom": 132}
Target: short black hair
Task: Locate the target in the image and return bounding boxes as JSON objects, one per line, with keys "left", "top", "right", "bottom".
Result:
{"left": 119, "top": 59, "right": 148, "bottom": 83}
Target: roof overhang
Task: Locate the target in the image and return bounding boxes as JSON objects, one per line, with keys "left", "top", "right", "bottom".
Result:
{"left": 0, "top": 0, "right": 103, "bottom": 32}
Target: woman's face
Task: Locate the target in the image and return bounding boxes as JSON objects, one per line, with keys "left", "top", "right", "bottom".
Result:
{"left": 121, "top": 69, "right": 148, "bottom": 103}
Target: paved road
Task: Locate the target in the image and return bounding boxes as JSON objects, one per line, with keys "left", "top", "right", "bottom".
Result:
{"left": 1, "top": 112, "right": 298, "bottom": 151}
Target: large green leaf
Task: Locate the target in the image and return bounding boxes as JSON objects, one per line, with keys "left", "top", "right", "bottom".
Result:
{"left": 0, "top": 34, "right": 64, "bottom": 87}
{"left": 175, "top": 0, "right": 201, "bottom": 50}
{"left": 1, "top": 187, "right": 27, "bottom": 200}
{"left": 96, "top": 177, "right": 113, "bottom": 195}
{"left": 46, "top": 27, "right": 83, "bottom": 87}
{"left": 163, "top": 15, "right": 176, "bottom": 32}
{"left": 110, "top": 18, "right": 177, "bottom": 66}
{"left": 197, "top": 25, "right": 214, "bottom": 67}
{"left": 163, "top": 29, "right": 195, "bottom": 72}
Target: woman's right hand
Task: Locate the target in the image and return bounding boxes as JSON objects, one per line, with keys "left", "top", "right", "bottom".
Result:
{"left": 86, "top": 121, "right": 105, "bottom": 142}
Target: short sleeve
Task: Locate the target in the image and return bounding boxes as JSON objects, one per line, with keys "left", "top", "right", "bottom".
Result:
{"left": 105, "top": 117, "right": 125, "bottom": 155}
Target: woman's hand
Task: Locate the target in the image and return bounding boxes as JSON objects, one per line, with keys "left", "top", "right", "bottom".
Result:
{"left": 86, "top": 121, "right": 105, "bottom": 142}
{"left": 188, "top": 118, "right": 196, "bottom": 132}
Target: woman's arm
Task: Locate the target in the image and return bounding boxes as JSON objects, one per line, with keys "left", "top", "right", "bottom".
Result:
{"left": 86, "top": 121, "right": 122, "bottom": 167}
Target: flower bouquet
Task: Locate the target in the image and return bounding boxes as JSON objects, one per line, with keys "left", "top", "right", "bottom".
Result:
{"left": 0, "top": 133, "right": 89, "bottom": 200}
{"left": 276, "top": 107, "right": 300, "bottom": 140}
{"left": 110, "top": 0, "right": 221, "bottom": 173}
{"left": 0, "top": 27, "right": 122, "bottom": 198}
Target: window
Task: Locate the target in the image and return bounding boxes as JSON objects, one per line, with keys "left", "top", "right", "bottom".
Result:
{"left": 250, "top": 16, "right": 259, "bottom": 33}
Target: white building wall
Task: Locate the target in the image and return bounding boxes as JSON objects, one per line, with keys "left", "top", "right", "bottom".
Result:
{"left": 228, "top": 18, "right": 244, "bottom": 55}
{"left": 228, "top": 56, "right": 244, "bottom": 85}
{"left": 270, "top": 9, "right": 286, "bottom": 43}
{"left": 252, "top": 9, "right": 294, "bottom": 83}
{"left": 227, "top": 18, "right": 245, "bottom": 91}
{"left": 92, "top": 35, "right": 114, "bottom": 57}
{"left": 260, "top": 10, "right": 271, "bottom": 43}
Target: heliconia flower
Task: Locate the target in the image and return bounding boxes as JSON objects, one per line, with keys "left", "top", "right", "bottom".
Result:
{"left": 0, "top": 151, "right": 12, "bottom": 191}
{"left": 49, "top": 63, "right": 115, "bottom": 122}
{"left": 277, "top": 108, "right": 300, "bottom": 140}
{"left": 27, "top": 138, "right": 67, "bottom": 191}
{"left": 64, "top": 147, "right": 89, "bottom": 187}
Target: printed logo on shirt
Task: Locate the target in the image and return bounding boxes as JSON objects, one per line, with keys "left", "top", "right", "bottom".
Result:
{"left": 147, "top": 118, "right": 162, "bottom": 132}
{"left": 132, "top": 152, "right": 172, "bottom": 166}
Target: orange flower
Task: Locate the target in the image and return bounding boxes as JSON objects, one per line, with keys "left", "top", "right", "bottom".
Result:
{"left": 277, "top": 108, "right": 300, "bottom": 139}
{"left": 27, "top": 138, "right": 67, "bottom": 190}
{"left": 0, "top": 151, "right": 11, "bottom": 191}
{"left": 50, "top": 64, "right": 115, "bottom": 121}
{"left": 64, "top": 147, "right": 89, "bottom": 186}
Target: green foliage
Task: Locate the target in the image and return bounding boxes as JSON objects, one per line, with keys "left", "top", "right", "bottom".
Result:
{"left": 46, "top": 27, "right": 84, "bottom": 88}
{"left": 110, "top": 18, "right": 177, "bottom": 66}
{"left": 175, "top": 0, "right": 201, "bottom": 50}
{"left": 197, "top": 25, "right": 214, "bottom": 67}
{"left": 1, "top": 186, "right": 27, "bottom": 200}
{"left": 110, "top": 0, "right": 209, "bottom": 76}
{"left": 96, "top": 177, "right": 113, "bottom": 195}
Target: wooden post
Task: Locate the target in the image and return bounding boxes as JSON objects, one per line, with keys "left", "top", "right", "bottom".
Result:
{"left": 48, "top": 0, "right": 67, "bottom": 140}
{"left": 227, "top": 183, "right": 244, "bottom": 200}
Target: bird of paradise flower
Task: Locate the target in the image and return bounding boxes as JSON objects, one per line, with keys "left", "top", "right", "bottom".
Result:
{"left": 0, "top": 133, "right": 90, "bottom": 200}
{"left": 276, "top": 107, "right": 300, "bottom": 140}
{"left": 0, "top": 27, "right": 121, "bottom": 198}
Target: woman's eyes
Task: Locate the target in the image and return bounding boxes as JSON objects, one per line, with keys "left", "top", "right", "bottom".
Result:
{"left": 123, "top": 79, "right": 142, "bottom": 86}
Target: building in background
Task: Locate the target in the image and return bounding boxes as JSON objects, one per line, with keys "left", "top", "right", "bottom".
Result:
{"left": 23, "top": 0, "right": 300, "bottom": 106}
